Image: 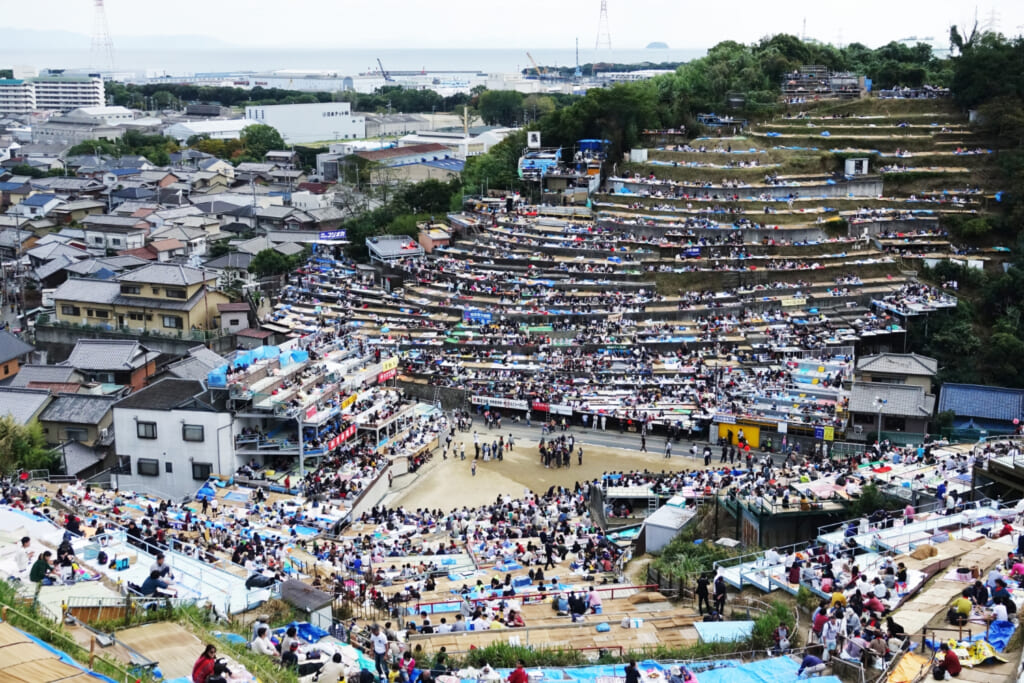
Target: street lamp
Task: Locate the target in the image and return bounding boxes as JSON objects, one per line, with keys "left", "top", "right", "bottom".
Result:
{"left": 874, "top": 397, "right": 888, "bottom": 444}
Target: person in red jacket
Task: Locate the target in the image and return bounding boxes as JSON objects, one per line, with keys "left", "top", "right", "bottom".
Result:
{"left": 508, "top": 660, "right": 529, "bottom": 683}
{"left": 935, "top": 643, "right": 961, "bottom": 679}
{"left": 192, "top": 644, "right": 217, "bottom": 683}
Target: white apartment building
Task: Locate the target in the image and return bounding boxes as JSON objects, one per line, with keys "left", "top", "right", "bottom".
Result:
{"left": 0, "top": 75, "right": 105, "bottom": 116}
{"left": 244, "top": 101, "right": 365, "bottom": 144}
{"left": 111, "top": 378, "right": 236, "bottom": 501}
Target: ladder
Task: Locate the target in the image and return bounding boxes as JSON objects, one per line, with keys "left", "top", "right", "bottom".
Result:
{"left": 647, "top": 495, "right": 658, "bottom": 516}
{"left": 431, "top": 385, "right": 441, "bottom": 407}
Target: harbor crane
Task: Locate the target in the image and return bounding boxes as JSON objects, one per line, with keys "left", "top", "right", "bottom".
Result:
{"left": 526, "top": 52, "right": 546, "bottom": 78}
{"left": 377, "top": 58, "right": 394, "bottom": 82}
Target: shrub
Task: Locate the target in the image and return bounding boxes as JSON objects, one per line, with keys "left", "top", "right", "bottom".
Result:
{"left": 750, "top": 600, "right": 796, "bottom": 649}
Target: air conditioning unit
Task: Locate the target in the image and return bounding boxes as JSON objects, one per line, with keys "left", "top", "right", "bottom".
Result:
{"left": 99, "top": 427, "right": 110, "bottom": 440}
{"left": 853, "top": 425, "right": 864, "bottom": 434}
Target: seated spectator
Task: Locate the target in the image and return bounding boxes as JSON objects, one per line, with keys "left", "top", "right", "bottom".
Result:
{"left": 250, "top": 626, "right": 278, "bottom": 657}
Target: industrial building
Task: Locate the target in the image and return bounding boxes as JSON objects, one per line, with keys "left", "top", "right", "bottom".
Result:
{"left": 244, "top": 102, "right": 365, "bottom": 144}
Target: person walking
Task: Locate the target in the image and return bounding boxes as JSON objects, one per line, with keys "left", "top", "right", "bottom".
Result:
{"left": 370, "top": 625, "right": 388, "bottom": 680}
{"left": 640, "top": 435, "right": 647, "bottom": 452}
{"left": 471, "top": 461, "right": 477, "bottom": 477}
{"left": 713, "top": 575, "right": 727, "bottom": 614}
{"left": 665, "top": 441, "right": 672, "bottom": 459}
{"left": 696, "top": 575, "right": 711, "bottom": 615}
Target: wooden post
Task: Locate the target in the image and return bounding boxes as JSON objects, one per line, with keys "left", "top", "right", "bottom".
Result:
{"left": 1, "top": 605, "right": 7, "bottom": 621}
{"left": 89, "top": 636, "right": 96, "bottom": 669}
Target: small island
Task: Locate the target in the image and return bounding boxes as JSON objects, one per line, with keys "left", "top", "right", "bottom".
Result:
{"left": 646, "top": 41, "right": 669, "bottom": 49}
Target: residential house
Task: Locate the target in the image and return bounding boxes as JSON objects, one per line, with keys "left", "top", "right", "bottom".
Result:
{"left": 149, "top": 224, "right": 207, "bottom": 256}
{"left": 204, "top": 251, "right": 256, "bottom": 288}
{"left": 0, "top": 387, "right": 51, "bottom": 425}
{"left": 49, "top": 199, "right": 106, "bottom": 224}
{"left": 111, "top": 378, "right": 235, "bottom": 501}
{"left": 11, "top": 193, "right": 63, "bottom": 218}
{"left": 0, "top": 180, "right": 31, "bottom": 209}
{"left": 0, "top": 330, "right": 34, "bottom": 382}
{"left": 848, "top": 381, "right": 935, "bottom": 441}
{"left": 119, "top": 238, "right": 187, "bottom": 262}
{"left": 265, "top": 150, "right": 298, "bottom": 168}
{"left": 9, "top": 364, "right": 84, "bottom": 392}
{"left": 52, "top": 263, "right": 230, "bottom": 335}
{"left": 218, "top": 302, "right": 251, "bottom": 334}
{"left": 855, "top": 353, "right": 938, "bottom": 393}
{"left": 81, "top": 214, "right": 149, "bottom": 252}
{"left": 38, "top": 392, "right": 117, "bottom": 448}
{"left": 62, "top": 339, "right": 159, "bottom": 392}
{"left": 158, "top": 345, "right": 226, "bottom": 382}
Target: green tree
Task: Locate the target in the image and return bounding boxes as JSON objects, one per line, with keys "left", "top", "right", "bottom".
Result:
{"left": 478, "top": 90, "right": 525, "bottom": 126}
{"left": 240, "top": 124, "right": 286, "bottom": 160}
{"left": 0, "top": 417, "right": 54, "bottom": 473}
{"left": 248, "top": 248, "right": 290, "bottom": 277}
{"left": 399, "top": 178, "right": 460, "bottom": 214}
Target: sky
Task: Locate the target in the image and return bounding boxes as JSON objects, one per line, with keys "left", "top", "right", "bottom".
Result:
{"left": 2, "top": 0, "right": 1022, "bottom": 50}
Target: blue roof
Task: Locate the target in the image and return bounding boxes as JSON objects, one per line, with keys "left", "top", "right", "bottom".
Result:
{"left": 0, "top": 182, "right": 25, "bottom": 192}
{"left": 422, "top": 159, "right": 465, "bottom": 172}
{"left": 23, "top": 193, "right": 58, "bottom": 207}
{"left": 0, "top": 79, "right": 25, "bottom": 85}
{"left": 938, "top": 383, "right": 1024, "bottom": 422}
{"left": 107, "top": 168, "right": 140, "bottom": 177}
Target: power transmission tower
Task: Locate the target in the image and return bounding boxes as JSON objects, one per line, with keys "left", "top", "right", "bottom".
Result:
{"left": 90, "top": 0, "right": 116, "bottom": 73}
{"left": 595, "top": 0, "right": 612, "bottom": 51}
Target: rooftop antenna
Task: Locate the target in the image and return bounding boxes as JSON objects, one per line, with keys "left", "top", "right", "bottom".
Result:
{"left": 595, "top": 0, "right": 612, "bottom": 51}
{"left": 90, "top": 0, "right": 116, "bottom": 73}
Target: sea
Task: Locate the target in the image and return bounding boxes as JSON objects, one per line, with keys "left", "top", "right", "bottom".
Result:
{"left": 0, "top": 47, "right": 705, "bottom": 78}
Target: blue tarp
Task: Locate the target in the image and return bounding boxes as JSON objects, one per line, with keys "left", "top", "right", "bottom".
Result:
{"left": 925, "top": 620, "right": 1015, "bottom": 652}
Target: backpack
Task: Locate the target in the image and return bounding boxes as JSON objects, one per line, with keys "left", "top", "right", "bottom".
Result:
{"left": 96, "top": 551, "right": 107, "bottom": 565}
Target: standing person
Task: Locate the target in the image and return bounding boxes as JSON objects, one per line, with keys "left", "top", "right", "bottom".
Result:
{"left": 471, "top": 461, "right": 477, "bottom": 477}
{"left": 13, "top": 536, "right": 33, "bottom": 579}
{"left": 665, "top": 441, "right": 672, "bottom": 459}
{"left": 370, "top": 625, "right": 389, "bottom": 679}
{"left": 640, "top": 434, "right": 647, "bottom": 452}
{"left": 460, "top": 443, "right": 466, "bottom": 461}
{"left": 625, "top": 661, "right": 640, "bottom": 683}
{"left": 696, "top": 574, "right": 711, "bottom": 615}
{"left": 713, "top": 575, "right": 727, "bottom": 613}
{"left": 703, "top": 446, "right": 711, "bottom": 466}
{"left": 578, "top": 447, "right": 583, "bottom": 466}
{"left": 192, "top": 644, "right": 218, "bottom": 683}
{"left": 600, "top": 415, "right": 606, "bottom": 431}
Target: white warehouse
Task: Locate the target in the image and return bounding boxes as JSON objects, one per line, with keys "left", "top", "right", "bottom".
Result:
{"left": 244, "top": 101, "right": 365, "bottom": 144}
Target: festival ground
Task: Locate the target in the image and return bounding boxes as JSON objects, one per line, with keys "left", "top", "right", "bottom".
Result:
{"left": 383, "top": 425, "right": 720, "bottom": 512}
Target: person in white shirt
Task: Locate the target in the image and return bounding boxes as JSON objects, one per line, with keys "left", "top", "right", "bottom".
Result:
{"left": 436, "top": 617, "right": 453, "bottom": 633}
{"left": 370, "top": 625, "right": 389, "bottom": 678}
{"left": 13, "top": 536, "right": 33, "bottom": 577}
{"left": 990, "top": 599, "right": 1009, "bottom": 622}
{"left": 251, "top": 626, "right": 278, "bottom": 657}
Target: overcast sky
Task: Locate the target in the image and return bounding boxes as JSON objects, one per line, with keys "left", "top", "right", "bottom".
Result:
{"left": 3, "top": 0, "right": 1021, "bottom": 49}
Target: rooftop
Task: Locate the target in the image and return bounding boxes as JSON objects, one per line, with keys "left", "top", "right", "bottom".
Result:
{"left": 64, "top": 339, "right": 157, "bottom": 372}
{"left": 856, "top": 353, "right": 939, "bottom": 377}
{"left": 848, "top": 382, "right": 935, "bottom": 417}
{"left": 938, "top": 383, "right": 1024, "bottom": 423}
{"left": 117, "top": 263, "right": 214, "bottom": 287}
{"left": 114, "top": 378, "right": 205, "bottom": 411}
{"left": 39, "top": 393, "right": 118, "bottom": 426}
{"left": 0, "top": 387, "right": 51, "bottom": 425}
{"left": 0, "top": 330, "right": 34, "bottom": 364}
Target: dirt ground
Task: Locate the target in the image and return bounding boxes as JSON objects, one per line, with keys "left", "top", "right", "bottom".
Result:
{"left": 384, "top": 430, "right": 718, "bottom": 512}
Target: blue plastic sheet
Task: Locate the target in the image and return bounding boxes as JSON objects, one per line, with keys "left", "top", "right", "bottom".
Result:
{"left": 926, "top": 620, "right": 1015, "bottom": 652}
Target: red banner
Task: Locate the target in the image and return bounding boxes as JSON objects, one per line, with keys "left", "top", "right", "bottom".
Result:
{"left": 532, "top": 401, "right": 549, "bottom": 412}
{"left": 328, "top": 424, "right": 358, "bottom": 450}
{"left": 377, "top": 368, "right": 397, "bottom": 383}
{"left": 305, "top": 405, "right": 317, "bottom": 420}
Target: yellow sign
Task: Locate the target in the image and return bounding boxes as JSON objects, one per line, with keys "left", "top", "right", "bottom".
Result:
{"left": 823, "top": 426, "right": 835, "bottom": 442}
{"left": 381, "top": 357, "right": 399, "bottom": 372}
{"left": 781, "top": 297, "right": 807, "bottom": 307}
{"left": 341, "top": 393, "right": 358, "bottom": 409}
